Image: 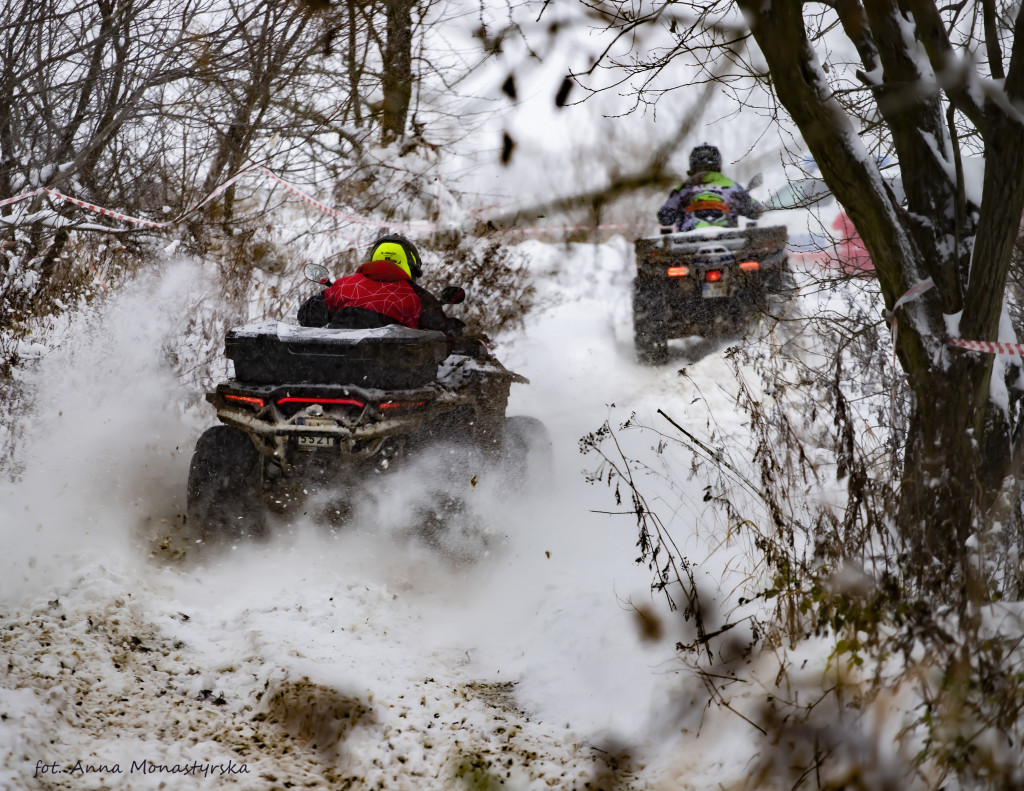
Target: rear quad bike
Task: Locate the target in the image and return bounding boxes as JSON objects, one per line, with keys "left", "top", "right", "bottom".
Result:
{"left": 632, "top": 222, "right": 792, "bottom": 364}
{"left": 185, "top": 265, "right": 550, "bottom": 544}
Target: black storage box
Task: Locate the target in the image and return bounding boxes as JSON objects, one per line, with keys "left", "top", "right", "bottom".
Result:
{"left": 225, "top": 321, "right": 449, "bottom": 388}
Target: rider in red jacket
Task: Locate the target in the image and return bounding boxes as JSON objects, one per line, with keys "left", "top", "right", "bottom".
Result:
{"left": 298, "top": 235, "right": 462, "bottom": 335}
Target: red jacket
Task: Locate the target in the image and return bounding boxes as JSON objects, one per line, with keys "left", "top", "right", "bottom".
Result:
{"left": 322, "top": 260, "right": 421, "bottom": 329}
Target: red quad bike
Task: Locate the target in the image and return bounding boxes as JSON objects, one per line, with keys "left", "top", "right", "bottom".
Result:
{"left": 185, "top": 264, "right": 550, "bottom": 544}
{"left": 632, "top": 181, "right": 793, "bottom": 364}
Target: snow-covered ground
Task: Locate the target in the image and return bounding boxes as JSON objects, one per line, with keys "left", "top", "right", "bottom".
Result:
{"left": 0, "top": 233, "right": 816, "bottom": 789}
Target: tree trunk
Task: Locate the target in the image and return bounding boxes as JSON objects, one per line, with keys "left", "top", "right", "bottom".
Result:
{"left": 381, "top": 0, "right": 414, "bottom": 145}
{"left": 737, "top": 0, "right": 1024, "bottom": 594}
{"left": 347, "top": 0, "right": 363, "bottom": 125}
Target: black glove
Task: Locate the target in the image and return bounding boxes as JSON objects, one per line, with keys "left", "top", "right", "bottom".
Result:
{"left": 297, "top": 291, "right": 330, "bottom": 327}
{"left": 445, "top": 317, "right": 466, "bottom": 337}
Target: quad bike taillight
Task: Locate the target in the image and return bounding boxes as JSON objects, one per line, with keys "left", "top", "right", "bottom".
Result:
{"left": 739, "top": 260, "right": 759, "bottom": 271}
{"left": 379, "top": 400, "right": 428, "bottom": 413}
{"left": 704, "top": 270, "right": 723, "bottom": 282}
{"left": 224, "top": 393, "right": 266, "bottom": 410}
{"left": 276, "top": 396, "right": 366, "bottom": 408}
{"left": 666, "top": 266, "right": 689, "bottom": 277}
{"left": 273, "top": 395, "right": 368, "bottom": 420}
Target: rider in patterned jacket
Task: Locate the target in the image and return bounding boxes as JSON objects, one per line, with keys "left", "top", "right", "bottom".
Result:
{"left": 298, "top": 235, "right": 463, "bottom": 335}
{"left": 658, "top": 144, "right": 762, "bottom": 232}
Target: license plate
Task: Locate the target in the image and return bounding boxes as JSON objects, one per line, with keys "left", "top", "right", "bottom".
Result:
{"left": 297, "top": 417, "right": 336, "bottom": 450}
{"left": 702, "top": 281, "right": 728, "bottom": 298}
{"left": 297, "top": 434, "right": 335, "bottom": 449}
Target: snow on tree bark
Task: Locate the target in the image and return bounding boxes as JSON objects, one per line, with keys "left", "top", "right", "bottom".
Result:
{"left": 735, "top": 0, "right": 1024, "bottom": 593}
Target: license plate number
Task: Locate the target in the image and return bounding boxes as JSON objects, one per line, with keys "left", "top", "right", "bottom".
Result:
{"left": 297, "top": 434, "right": 334, "bottom": 449}
{"left": 702, "top": 281, "right": 728, "bottom": 298}
{"left": 297, "top": 418, "right": 336, "bottom": 450}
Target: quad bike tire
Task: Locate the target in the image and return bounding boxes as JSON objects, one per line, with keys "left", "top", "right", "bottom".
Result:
{"left": 186, "top": 425, "right": 266, "bottom": 542}
{"left": 413, "top": 490, "right": 491, "bottom": 564}
{"left": 766, "top": 261, "right": 798, "bottom": 318}
{"left": 502, "top": 415, "right": 553, "bottom": 486}
{"left": 632, "top": 277, "right": 669, "bottom": 365}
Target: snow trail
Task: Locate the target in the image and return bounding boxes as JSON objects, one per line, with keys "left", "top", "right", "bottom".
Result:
{"left": 0, "top": 249, "right": 660, "bottom": 788}
{"left": 0, "top": 239, "right": 805, "bottom": 789}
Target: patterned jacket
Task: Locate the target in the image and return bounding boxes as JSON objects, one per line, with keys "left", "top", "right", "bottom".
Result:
{"left": 297, "top": 260, "right": 459, "bottom": 334}
{"left": 658, "top": 171, "right": 760, "bottom": 232}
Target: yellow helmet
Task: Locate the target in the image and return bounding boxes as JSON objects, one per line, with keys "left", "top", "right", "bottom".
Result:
{"left": 367, "top": 235, "right": 422, "bottom": 278}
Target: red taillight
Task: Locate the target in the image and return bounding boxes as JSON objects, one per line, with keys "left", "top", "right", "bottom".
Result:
{"left": 224, "top": 394, "right": 265, "bottom": 409}
{"left": 739, "top": 261, "right": 759, "bottom": 271}
{"left": 276, "top": 397, "right": 365, "bottom": 408}
{"left": 705, "top": 270, "right": 723, "bottom": 282}
{"left": 666, "top": 266, "right": 689, "bottom": 277}
{"left": 380, "top": 400, "right": 428, "bottom": 410}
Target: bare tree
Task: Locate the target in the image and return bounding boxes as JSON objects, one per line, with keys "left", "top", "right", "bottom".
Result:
{"left": 0, "top": 0, "right": 205, "bottom": 220}
{"left": 0, "top": 0, "right": 206, "bottom": 369}
{"left": 742, "top": 0, "right": 1024, "bottom": 593}
{"left": 186, "top": 0, "right": 362, "bottom": 224}
{"left": 560, "top": 0, "right": 1024, "bottom": 595}
{"left": 381, "top": 0, "right": 416, "bottom": 145}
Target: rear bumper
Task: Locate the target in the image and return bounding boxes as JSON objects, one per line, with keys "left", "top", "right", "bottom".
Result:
{"left": 207, "top": 380, "right": 470, "bottom": 457}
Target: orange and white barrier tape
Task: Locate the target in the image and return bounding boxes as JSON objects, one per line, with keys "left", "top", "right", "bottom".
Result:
{"left": 948, "top": 338, "right": 1024, "bottom": 356}
{"left": 45, "top": 188, "right": 174, "bottom": 229}
{"left": 248, "top": 164, "right": 651, "bottom": 237}
{"left": 0, "top": 172, "right": 252, "bottom": 230}
{"left": 13, "top": 173, "right": 1024, "bottom": 359}
{"left": 253, "top": 164, "right": 436, "bottom": 232}
{"left": 181, "top": 162, "right": 259, "bottom": 217}
{"left": 0, "top": 189, "right": 43, "bottom": 209}
{"left": 0, "top": 186, "right": 174, "bottom": 229}
{"left": 0, "top": 163, "right": 658, "bottom": 239}
{"left": 886, "top": 280, "right": 1024, "bottom": 357}
{"left": 499, "top": 222, "right": 640, "bottom": 236}
{"left": 888, "top": 278, "right": 934, "bottom": 363}
{"left": 892, "top": 278, "right": 935, "bottom": 311}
